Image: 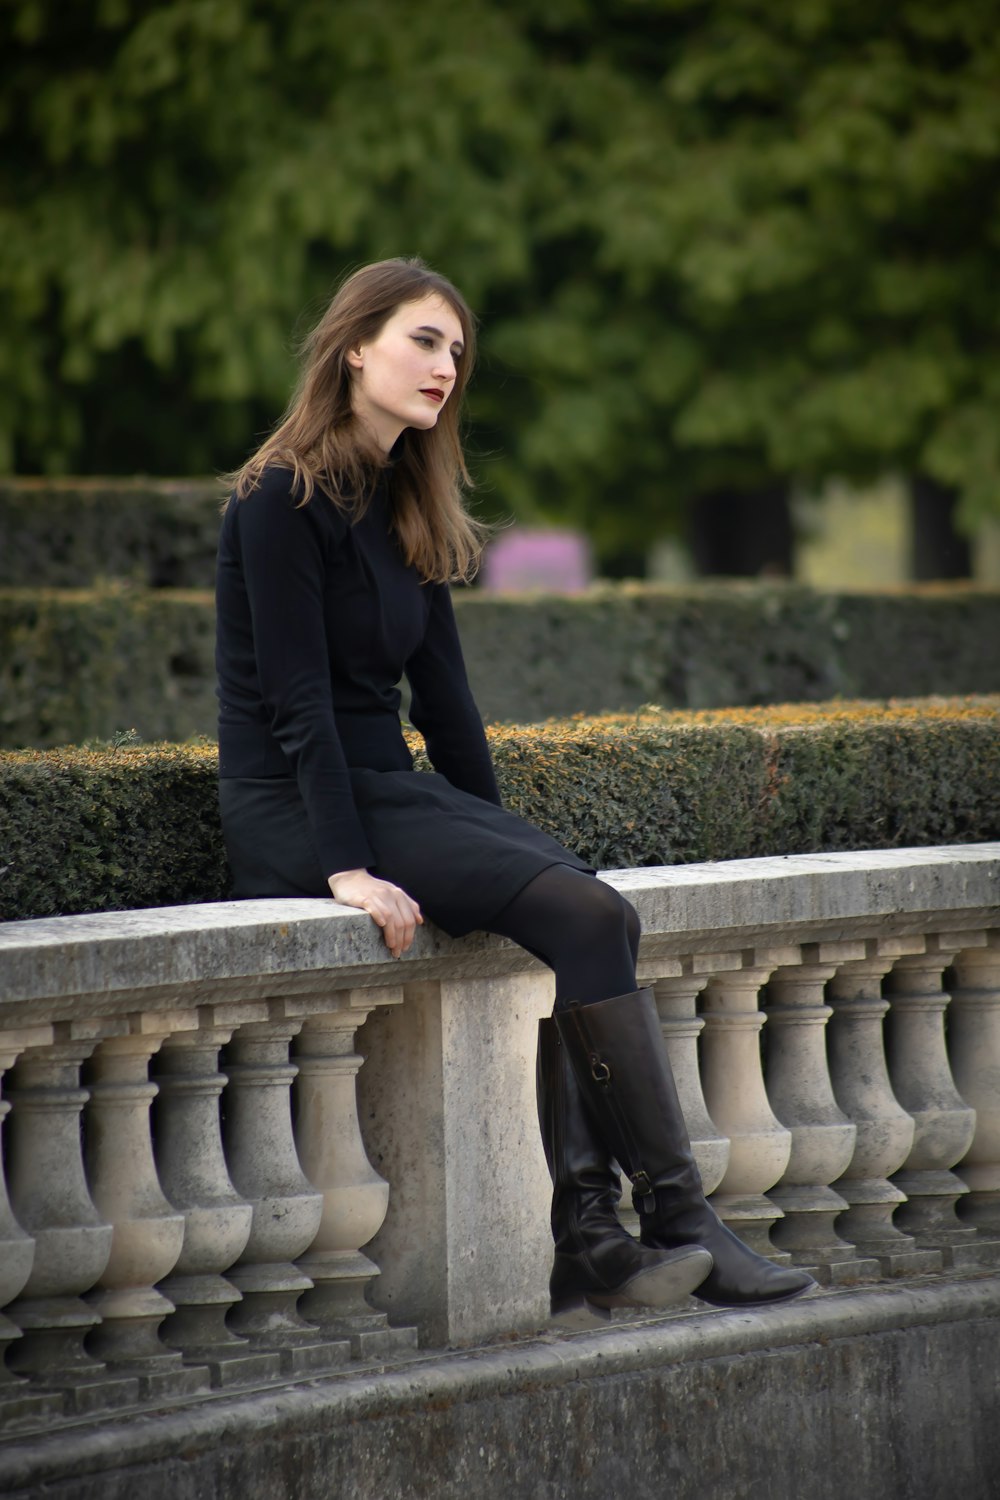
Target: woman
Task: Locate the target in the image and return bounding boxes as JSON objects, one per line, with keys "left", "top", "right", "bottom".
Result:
{"left": 216, "top": 257, "right": 814, "bottom": 1325}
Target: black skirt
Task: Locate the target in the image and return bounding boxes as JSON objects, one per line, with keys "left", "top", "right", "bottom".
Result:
{"left": 218, "top": 769, "right": 593, "bottom": 938}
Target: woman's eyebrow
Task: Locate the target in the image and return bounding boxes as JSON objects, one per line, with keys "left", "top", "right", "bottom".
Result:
{"left": 416, "top": 324, "right": 464, "bottom": 355}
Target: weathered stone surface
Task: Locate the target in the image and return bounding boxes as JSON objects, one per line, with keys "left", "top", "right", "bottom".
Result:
{"left": 359, "top": 972, "right": 554, "bottom": 1346}
{"left": 0, "top": 847, "right": 997, "bottom": 1019}
{"left": 1, "top": 1276, "right": 998, "bottom": 1500}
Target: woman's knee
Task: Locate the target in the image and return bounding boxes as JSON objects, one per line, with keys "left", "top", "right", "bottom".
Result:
{"left": 568, "top": 876, "right": 640, "bottom": 950}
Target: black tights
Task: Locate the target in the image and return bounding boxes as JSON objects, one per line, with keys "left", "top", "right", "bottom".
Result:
{"left": 483, "top": 865, "right": 640, "bottom": 1010}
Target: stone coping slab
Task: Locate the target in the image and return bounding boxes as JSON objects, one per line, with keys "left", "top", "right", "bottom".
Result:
{"left": 0, "top": 845, "right": 996, "bottom": 1021}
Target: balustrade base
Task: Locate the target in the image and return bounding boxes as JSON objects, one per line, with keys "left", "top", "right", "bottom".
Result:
{"left": 901, "top": 1224, "right": 980, "bottom": 1251}
{"left": 131, "top": 1364, "right": 212, "bottom": 1401}
{"left": 0, "top": 1385, "right": 65, "bottom": 1430}
{"left": 964, "top": 1235, "right": 1000, "bottom": 1266}
{"left": 61, "top": 1373, "right": 141, "bottom": 1415}
{"left": 350, "top": 1324, "right": 419, "bottom": 1361}
{"left": 803, "top": 1256, "right": 882, "bottom": 1287}
{"left": 874, "top": 1247, "right": 944, "bottom": 1277}
{"left": 272, "top": 1339, "right": 353, "bottom": 1377}
{"left": 196, "top": 1348, "right": 285, "bottom": 1389}
{"left": 939, "top": 1240, "right": 1000, "bottom": 1271}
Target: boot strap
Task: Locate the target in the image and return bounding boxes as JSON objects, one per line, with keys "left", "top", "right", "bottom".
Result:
{"left": 570, "top": 1015, "right": 658, "bottom": 1211}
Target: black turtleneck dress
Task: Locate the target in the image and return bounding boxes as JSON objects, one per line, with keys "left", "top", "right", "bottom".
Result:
{"left": 215, "top": 466, "right": 591, "bottom": 936}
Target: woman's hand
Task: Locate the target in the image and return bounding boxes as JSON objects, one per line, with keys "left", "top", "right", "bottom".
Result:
{"left": 327, "top": 869, "right": 423, "bottom": 958}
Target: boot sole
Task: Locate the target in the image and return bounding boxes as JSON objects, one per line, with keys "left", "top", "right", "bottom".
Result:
{"left": 694, "top": 1274, "right": 819, "bottom": 1310}
{"left": 551, "top": 1246, "right": 713, "bottom": 1326}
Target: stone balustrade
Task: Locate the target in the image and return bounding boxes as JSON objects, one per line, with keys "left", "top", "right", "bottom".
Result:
{"left": 0, "top": 844, "right": 997, "bottom": 1443}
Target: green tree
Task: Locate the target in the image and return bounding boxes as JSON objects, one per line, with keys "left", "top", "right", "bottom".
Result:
{"left": 3, "top": 0, "right": 999, "bottom": 565}
{"left": 0, "top": 0, "right": 549, "bottom": 477}
{"left": 492, "top": 0, "right": 1000, "bottom": 560}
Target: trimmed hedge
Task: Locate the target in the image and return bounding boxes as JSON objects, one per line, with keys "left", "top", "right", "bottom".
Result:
{"left": 2, "top": 697, "right": 997, "bottom": 922}
{"left": 3, "top": 582, "right": 1000, "bottom": 748}
{"left": 0, "top": 588, "right": 214, "bottom": 748}
{"left": 452, "top": 582, "right": 1000, "bottom": 721}
{"left": 0, "top": 477, "right": 221, "bottom": 588}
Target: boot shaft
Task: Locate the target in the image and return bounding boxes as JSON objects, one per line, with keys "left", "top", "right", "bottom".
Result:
{"left": 555, "top": 990, "right": 704, "bottom": 1211}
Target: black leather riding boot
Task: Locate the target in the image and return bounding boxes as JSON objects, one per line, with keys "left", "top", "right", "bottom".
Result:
{"left": 555, "top": 990, "right": 816, "bottom": 1308}
{"left": 536, "top": 1017, "right": 712, "bottom": 1325}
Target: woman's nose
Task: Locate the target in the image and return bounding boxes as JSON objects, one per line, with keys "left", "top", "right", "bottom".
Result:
{"left": 433, "top": 353, "right": 456, "bottom": 383}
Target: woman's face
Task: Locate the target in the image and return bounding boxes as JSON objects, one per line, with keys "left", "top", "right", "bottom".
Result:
{"left": 347, "top": 292, "right": 465, "bottom": 452}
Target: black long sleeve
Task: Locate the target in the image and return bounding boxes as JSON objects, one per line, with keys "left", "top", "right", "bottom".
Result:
{"left": 216, "top": 470, "right": 376, "bottom": 876}
{"left": 405, "top": 584, "right": 503, "bottom": 807}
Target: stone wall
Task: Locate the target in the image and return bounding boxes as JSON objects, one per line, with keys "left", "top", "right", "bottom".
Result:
{"left": 0, "top": 845, "right": 998, "bottom": 1497}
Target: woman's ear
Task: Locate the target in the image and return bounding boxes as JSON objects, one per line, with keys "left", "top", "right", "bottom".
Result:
{"left": 346, "top": 346, "right": 364, "bottom": 370}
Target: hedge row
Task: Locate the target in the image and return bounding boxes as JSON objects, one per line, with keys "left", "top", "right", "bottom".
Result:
{"left": 1, "top": 588, "right": 214, "bottom": 749}
{"left": 0, "top": 477, "right": 221, "bottom": 588}
{"left": 3, "top": 582, "right": 1000, "bottom": 748}
{"left": 2, "top": 697, "right": 996, "bottom": 921}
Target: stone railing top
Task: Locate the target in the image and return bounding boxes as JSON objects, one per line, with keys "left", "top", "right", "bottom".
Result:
{"left": 0, "top": 845, "right": 996, "bottom": 1023}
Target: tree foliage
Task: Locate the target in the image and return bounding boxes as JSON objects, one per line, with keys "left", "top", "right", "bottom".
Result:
{"left": 3, "top": 0, "right": 999, "bottom": 553}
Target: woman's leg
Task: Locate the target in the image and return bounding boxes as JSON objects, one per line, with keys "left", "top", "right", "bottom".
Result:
{"left": 483, "top": 864, "right": 640, "bottom": 1007}
{"left": 487, "top": 867, "right": 713, "bottom": 1321}
{"left": 488, "top": 866, "right": 815, "bottom": 1309}
{"left": 557, "top": 990, "right": 817, "bottom": 1306}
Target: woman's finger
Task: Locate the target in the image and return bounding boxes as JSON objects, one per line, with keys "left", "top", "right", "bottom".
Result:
{"left": 377, "top": 899, "right": 407, "bottom": 957}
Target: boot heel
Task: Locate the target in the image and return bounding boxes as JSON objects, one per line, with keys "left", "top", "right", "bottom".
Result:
{"left": 586, "top": 1245, "right": 713, "bottom": 1312}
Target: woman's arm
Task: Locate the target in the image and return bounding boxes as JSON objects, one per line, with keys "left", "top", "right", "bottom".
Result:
{"left": 232, "top": 473, "right": 422, "bottom": 952}
{"left": 231, "top": 469, "right": 377, "bottom": 875}
{"left": 405, "top": 583, "right": 503, "bottom": 806}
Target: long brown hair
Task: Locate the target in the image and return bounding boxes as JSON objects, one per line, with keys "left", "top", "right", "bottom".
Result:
{"left": 228, "top": 258, "right": 486, "bottom": 582}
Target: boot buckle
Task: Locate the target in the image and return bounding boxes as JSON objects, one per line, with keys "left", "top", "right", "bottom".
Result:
{"left": 589, "top": 1054, "right": 611, "bottom": 1085}
{"left": 633, "top": 1170, "right": 653, "bottom": 1199}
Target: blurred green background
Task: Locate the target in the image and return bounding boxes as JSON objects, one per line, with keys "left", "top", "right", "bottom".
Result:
{"left": 4, "top": 0, "right": 1000, "bottom": 579}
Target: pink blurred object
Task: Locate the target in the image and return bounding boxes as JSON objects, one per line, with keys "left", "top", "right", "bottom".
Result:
{"left": 480, "top": 527, "right": 592, "bottom": 594}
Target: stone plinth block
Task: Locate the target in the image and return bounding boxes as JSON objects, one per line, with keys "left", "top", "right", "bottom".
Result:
{"left": 359, "top": 972, "right": 554, "bottom": 1347}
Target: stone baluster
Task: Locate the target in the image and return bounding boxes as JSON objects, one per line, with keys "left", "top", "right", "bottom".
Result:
{"left": 647, "top": 961, "right": 733, "bottom": 1194}
{"left": 825, "top": 939, "right": 941, "bottom": 1276}
{"left": 4, "top": 1022, "right": 140, "bottom": 1410}
{"left": 0, "top": 1026, "right": 66, "bottom": 1429}
{"left": 292, "top": 987, "right": 417, "bottom": 1359}
{"left": 947, "top": 931, "right": 1000, "bottom": 1256}
{"left": 0, "top": 1032, "right": 44, "bottom": 1363}
{"left": 82, "top": 1013, "right": 207, "bottom": 1398}
{"left": 885, "top": 935, "right": 980, "bottom": 1266}
{"left": 762, "top": 942, "right": 874, "bottom": 1282}
{"left": 698, "top": 957, "right": 794, "bottom": 1258}
{"left": 152, "top": 1005, "right": 281, "bottom": 1388}
{"left": 221, "top": 1015, "right": 345, "bottom": 1374}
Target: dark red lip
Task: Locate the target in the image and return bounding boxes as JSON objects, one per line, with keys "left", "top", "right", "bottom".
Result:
{"left": 421, "top": 388, "right": 444, "bottom": 402}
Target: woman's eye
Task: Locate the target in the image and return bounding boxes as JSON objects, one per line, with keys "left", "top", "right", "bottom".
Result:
{"left": 413, "top": 335, "right": 434, "bottom": 348}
